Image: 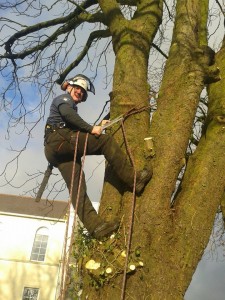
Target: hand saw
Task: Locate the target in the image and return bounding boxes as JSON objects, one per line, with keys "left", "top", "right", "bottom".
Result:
{"left": 101, "top": 114, "right": 124, "bottom": 130}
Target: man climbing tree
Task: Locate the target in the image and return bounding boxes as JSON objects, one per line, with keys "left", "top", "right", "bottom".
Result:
{"left": 1, "top": 0, "right": 225, "bottom": 299}
{"left": 44, "top": 73, "right": 151, "bottom": 239}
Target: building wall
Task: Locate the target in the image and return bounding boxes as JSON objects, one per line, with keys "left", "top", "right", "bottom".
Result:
{"left": 0, "top": 213, "right": 66, "bottom": 300}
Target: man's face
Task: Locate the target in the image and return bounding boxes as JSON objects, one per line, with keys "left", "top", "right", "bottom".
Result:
{"left": 69, "top": 85, "right": 85, "bottom": 103}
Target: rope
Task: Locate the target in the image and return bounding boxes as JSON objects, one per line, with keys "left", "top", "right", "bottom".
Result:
{"left": 59, "top": 131, "right": 79, "bottom": 299}
{"left": 118, "top": 104, "right": 154, "bottom": 299}
{"left": 59, "top": 132, "right": 89, "bottom": 300}
{"left": 119, "top": 105, "right": 153, "bottom": 299}
{"left": 120, "top": 121, "right": 137, "bottom": 300}
{"left": 59, "top": 104, "right": 152, "bottom": 299}
{"left": 64, "top": 133, "right": 89, "bottom": 296}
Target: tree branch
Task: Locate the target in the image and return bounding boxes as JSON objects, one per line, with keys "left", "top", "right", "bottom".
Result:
{"left": 2, "top": 12, "right": 105, "bottom": 61}
{"left": 2, "top": 0, "right": 99, "bottom": 57}
{"left": 55, "top": 29, "right": 111, "bottom": 84}
{"left": 152, "top": 42, "right": 168, "bottom": 59}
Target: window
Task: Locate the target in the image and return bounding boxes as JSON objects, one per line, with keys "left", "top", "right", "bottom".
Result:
{"left": 30, "top": 227, "right": 49, "bottom": 262}
{"left": 22, "top": 287, "right": 39, "bottom": 300}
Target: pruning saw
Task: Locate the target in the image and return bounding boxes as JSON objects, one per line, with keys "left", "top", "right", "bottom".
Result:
{"left": 101, "top": 114, "right": 124, "bottom": 130}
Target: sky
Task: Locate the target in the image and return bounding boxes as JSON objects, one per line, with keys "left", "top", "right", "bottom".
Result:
{"left": 185, "top": 216, "right": 225, "bottom": 300}
{"left": 0, "top": 1, "right": 225, "bottom": 299}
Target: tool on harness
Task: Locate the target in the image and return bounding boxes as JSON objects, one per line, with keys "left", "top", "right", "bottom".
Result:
{"left": 101, "top": 114, "right": 124, "bottom": 130}
{"left": 35, "top": 164, "right": 54, "bottom": 202}
{"left": 44, "top": 123, "right": 66, "bottom": 140}
{"left": 46, "top": 122, "right": 66, "bottom": 131}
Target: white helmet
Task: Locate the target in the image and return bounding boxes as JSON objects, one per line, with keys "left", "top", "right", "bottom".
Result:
{"left": 68, "top": 76, "right": 88, "bottom": 92}
{"left": 61, "top": 74, "right": 95, "bottom": 102}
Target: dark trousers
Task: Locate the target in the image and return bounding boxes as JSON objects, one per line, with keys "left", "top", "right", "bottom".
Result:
{"left": 44, "top": 129, "right": 134, "bottom": 232}
{"left": 57, "top": 160, "right": 102, "bottom": 233}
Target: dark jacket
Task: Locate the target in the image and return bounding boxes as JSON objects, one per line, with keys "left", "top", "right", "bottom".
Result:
{"left": 46, "top": 93, "right": 93, "bottom": 133}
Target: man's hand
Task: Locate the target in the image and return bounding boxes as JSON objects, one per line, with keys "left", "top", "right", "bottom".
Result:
{"left": 91, "top": 125, "right": 103, "bottom": 136}
{"left": 101, "top": 119, "right": 110, "bottom": 126}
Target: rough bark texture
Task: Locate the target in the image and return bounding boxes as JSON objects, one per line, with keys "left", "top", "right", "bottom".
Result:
{"left": 79, "top": 1, "right": 225, "bottom": 299}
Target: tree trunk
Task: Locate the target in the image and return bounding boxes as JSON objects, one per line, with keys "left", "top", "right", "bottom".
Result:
{"left": 79, "top": 1, "right": 225, "bottom": 299}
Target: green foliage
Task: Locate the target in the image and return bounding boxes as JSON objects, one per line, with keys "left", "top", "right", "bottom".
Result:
{"left": 65, "top": 226, "right": 92, "bottom": 299}
{"left": 66, "top": 225, "right": 145, "bottom": 297}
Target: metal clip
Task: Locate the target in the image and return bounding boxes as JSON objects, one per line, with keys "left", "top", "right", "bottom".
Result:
{"left": 59, "top": 122, "right": 66, "bottom": 128}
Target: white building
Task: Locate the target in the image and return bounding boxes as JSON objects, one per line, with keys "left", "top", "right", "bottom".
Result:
{"left": 0, "top": 194, "right": 68, "bottom": 300}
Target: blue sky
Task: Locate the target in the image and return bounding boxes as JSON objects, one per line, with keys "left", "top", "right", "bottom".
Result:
{"left": 186, "top": 224, "right": 225, "bottom": 300}
{"left": 186, "top": 258, "right": 225, "bottom": 299}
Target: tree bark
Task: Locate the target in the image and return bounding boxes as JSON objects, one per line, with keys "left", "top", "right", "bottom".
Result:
{"left": 80, "top": 1, "right": 225, "bottom": 299}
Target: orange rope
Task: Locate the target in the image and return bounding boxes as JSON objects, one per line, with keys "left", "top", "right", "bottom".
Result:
{"left": 59, "top": 131, "right": 79, "bottom": 299}
{"left": 59, "top": 104, "right": 152, "bottom": 299}
{"left": 120, "top": 121, "right": 137, "bottom": 300}
{"left": 60, "top": 132, "right": 89, "bottom": 300}
{"left": 119, "top": 105, "right": 153, "bottom": 299}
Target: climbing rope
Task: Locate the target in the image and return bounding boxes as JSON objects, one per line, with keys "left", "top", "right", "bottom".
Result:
{"left": 40, "top": 103, "right": 153, "bottom": 299}
{"left": 120, "top": 121, "right": 137, "bottom": 300}
{"left": 59, "top": 132, "right": 89, "bottom": 300}
{"left": 106, "top": 103, "right": 153, "bottom": 299}
{"left": 58, "top": 113, "right": 139, "bottom": 299}
{"left": 59, "top": 131, "right": 79, "bottom": 299}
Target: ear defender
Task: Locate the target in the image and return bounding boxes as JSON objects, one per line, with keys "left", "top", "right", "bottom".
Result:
{"left": 61, "top": 81, "right": 69, "bottom": 91}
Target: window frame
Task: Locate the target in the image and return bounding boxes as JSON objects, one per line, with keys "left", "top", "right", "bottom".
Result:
{"left": 30, "top": 227, "right": 49, "bottom": 262}
{"left": 22, "top": 287, "right": 39, "bottom": 300}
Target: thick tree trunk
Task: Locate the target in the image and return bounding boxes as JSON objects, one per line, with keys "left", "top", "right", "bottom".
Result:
{"left": 79, "top": 1, "right": 225, "bottom": 299}
{"left": 81, "top": 1, "right": 163, "bottom": 299}
{"left": 171, "top": 41, "right": 225, "bottom": 295}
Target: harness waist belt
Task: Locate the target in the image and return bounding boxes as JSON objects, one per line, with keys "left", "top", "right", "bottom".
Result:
{"left": 46, "top": 122, "right": 66, "bottom": 130}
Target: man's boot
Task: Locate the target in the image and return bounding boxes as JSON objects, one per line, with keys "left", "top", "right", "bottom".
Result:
{"left": 73, "top": 179, "right": 120, "bottom": 239}
{"left": 77, "top": 199, "right": 120, "bottom": 240}
{"left": 135, "top": 167, "right": 153, "bottom": 194}
{"left": 100, "top": 135, "right": 153, "bottom": 193}
{"left": 92, "top": 219, "right": 120, "bottom": 240}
